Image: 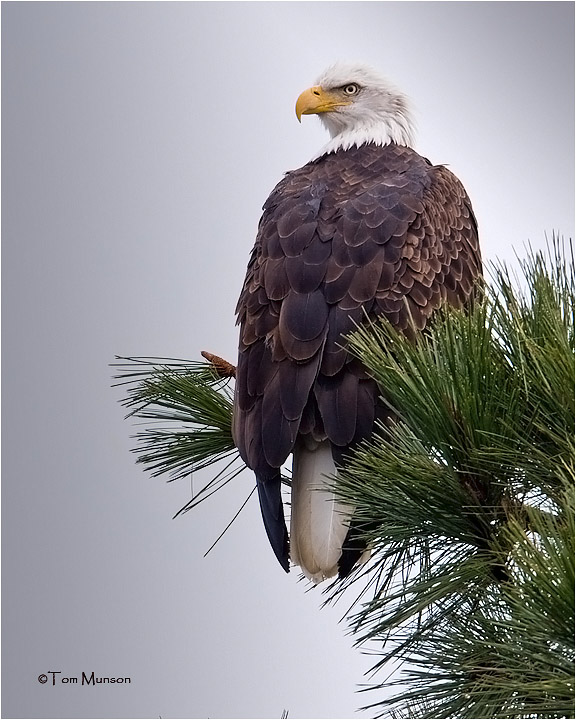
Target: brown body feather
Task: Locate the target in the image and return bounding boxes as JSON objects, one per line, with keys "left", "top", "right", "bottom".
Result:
{"left": 234, "top": 142, "right": 481, "bottom": 578}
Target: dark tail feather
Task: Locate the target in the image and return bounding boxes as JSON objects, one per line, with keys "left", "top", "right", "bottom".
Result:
{"left": 338, "top": 521, "right": 368, "bottom": 579}
{"left": 256, "top": 473, "right": 289, "bottom": 572}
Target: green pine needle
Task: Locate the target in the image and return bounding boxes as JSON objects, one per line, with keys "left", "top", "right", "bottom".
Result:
{"left": 112, "top": 356, "right": 240, "bottom": 483}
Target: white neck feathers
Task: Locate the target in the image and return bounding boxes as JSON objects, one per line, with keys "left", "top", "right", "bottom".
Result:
{"left": 314, "top": 115, "right": 415, "bottom": 159}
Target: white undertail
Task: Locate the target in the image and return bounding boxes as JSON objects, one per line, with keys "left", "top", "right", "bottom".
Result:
{"left": 290, "top": 439, "right": 354, "bottom": 583}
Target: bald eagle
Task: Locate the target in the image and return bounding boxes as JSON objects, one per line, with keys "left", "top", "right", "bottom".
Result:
{"left": 233, "top": 63, "right": 481, "bottom": 583}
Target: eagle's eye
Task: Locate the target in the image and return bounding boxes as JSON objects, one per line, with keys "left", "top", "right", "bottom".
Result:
{"left": 342, "top": 83, "right": 360, "bottom": 96}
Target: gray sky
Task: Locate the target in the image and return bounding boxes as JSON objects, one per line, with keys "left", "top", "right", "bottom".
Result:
{"left": 2, "top": 2, "right": 574, "bottom": 719}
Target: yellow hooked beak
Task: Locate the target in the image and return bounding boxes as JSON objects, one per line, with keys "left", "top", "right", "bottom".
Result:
{"left": 295, "top": 85, "right": 352, "bottom": 122}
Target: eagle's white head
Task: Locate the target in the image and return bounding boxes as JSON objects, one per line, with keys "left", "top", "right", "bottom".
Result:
{"left": 295, "top": 62, "right": 416, "bottom": 157}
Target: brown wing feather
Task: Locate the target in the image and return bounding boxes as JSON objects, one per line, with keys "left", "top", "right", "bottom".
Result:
{"left": 234, "top": 144, "right": 481, "bottom": 475}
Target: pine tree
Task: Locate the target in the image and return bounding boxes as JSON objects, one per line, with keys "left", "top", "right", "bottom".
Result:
{"left": 114, "top": 241, "right": 574, "bottom": 718}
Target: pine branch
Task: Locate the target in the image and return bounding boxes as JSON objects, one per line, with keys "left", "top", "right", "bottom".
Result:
{"left": 326, "top": 238, "right": 574, "bottom": 718}
{"left": 112, "top": 355, "right": 240, "bottom": 483}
